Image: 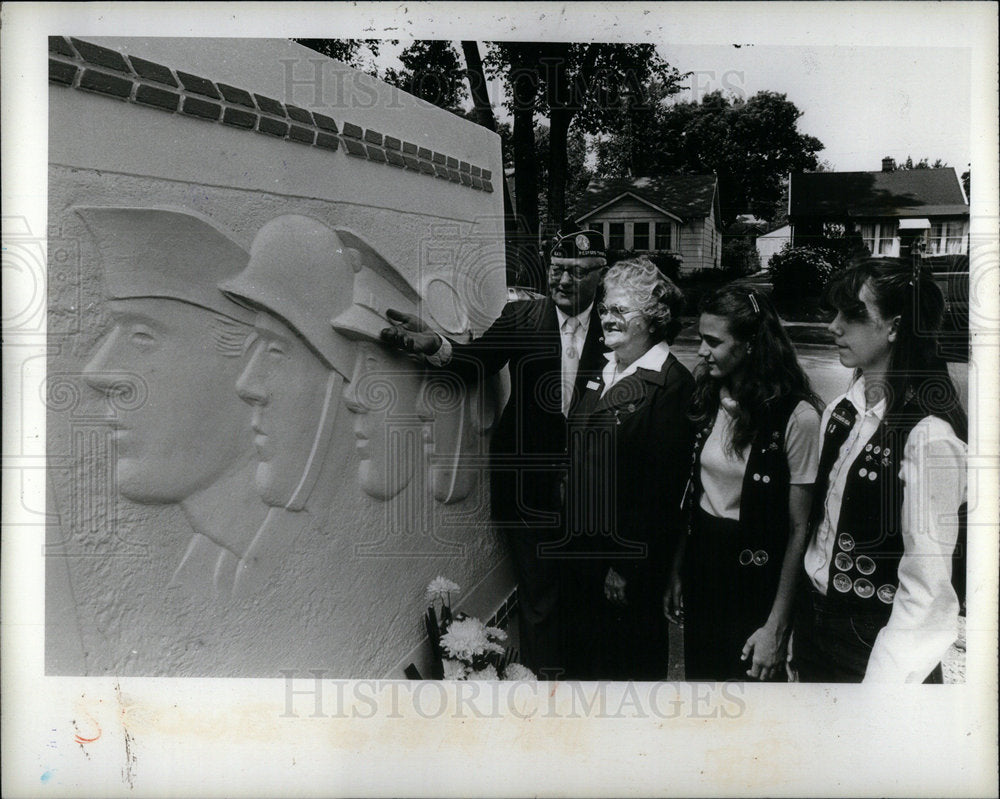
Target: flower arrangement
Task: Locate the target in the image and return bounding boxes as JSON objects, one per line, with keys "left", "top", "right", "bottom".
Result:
{"left": 424, "top": 576, "right": 535, "bottom": 680}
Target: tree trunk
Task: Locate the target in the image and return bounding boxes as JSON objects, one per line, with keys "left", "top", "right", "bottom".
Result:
{"left": 541, "top": 43, "right": 598, "bottom": 233}
{"left": 547, "top": 109, "right": 571, "bottom": 230}
{"left": 509, "top": 47, "right": 544, "bottom": 290}
{"left": 461, "top": 41, "right": 531, "bottom": 287}
{"left": 461, "top": 41, "right": 496, "bottom": 132}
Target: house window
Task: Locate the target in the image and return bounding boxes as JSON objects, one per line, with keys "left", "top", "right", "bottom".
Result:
{"left": 860, "top": 222, "right": 898, "bottom": 256}
{"left": 928, "top": 220, "right": 967, "bottom": 255}
{"left": 632, "top": 222, "right": 650, "bottom": 251}
{"left": 608, "top": 222, "right": 625, "bottom": 251}
{"left": 654, "top": 222, "right": 672, "bottom": 250}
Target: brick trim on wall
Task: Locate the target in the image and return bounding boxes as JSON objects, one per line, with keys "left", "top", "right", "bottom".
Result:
{"left": 49, "top": 37, "right": 495, "bottom": 194}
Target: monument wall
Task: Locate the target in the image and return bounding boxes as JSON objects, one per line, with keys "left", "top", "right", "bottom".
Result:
{"left": 45, "top": 36, "right": 512, "bottom": 677}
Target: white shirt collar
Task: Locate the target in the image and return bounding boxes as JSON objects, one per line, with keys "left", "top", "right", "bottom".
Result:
{"left": 603, "top": 340, "right": 671, "bottom": 375}
{"left": 845, "top": 374, "right": 887, "bottom": 420}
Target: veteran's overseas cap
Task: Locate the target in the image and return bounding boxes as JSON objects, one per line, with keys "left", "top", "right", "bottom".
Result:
{"left": 74, "top": 206, "right": 254, "bottom": 324}
{"left": 219, "top": 214, "right": 355, "bottom": 377}
{"left": 551, "top": 229, "right": 607, "bottom": 260}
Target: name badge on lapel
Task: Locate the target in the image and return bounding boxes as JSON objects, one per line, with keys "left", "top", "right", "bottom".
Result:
{"left": 586, "top": 380, "right": 601, "bottom": 391}
{"left": 831, "top": 407, "right": 855, "bottom": 428}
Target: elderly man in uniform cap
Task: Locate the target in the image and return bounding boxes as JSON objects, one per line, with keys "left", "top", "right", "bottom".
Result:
{"left": 381, "top": 229, "right": 610, "bottom": 675}
{"left": 79, "top": 206, "right": 267, "bottom": 595}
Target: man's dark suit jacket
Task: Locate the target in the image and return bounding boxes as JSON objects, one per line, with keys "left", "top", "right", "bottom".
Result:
{"left": 448, "top": 296, "right": 606, "bottom": 527}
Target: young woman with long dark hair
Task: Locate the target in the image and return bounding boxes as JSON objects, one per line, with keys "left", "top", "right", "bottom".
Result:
{"left": 794, "top": 257, "right": 967, "bottom": 682}
{"left": 666, "top": 284, "right": 822, "bottom": 680}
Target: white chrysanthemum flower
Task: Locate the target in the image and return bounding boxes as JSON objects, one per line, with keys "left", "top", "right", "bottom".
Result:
{"left": 425, "top": 576, "right": 460, "bottom": 605}
{"left": 485, "top": 625, "right": 508, "bottom": 642}
{"left": 440, "top": 617, "right": 492, "bottom": 661}
{"left": 470, "top": 664, "right": 499, "bottom": 680}
{"left": 442, "top": 658, "right": 469, "bottom": 680}
{"left": 502, "top": 663, "right": 536, "bottom": 681}
{"left": 483, "top": 639, "right": 506, "bottom": 656}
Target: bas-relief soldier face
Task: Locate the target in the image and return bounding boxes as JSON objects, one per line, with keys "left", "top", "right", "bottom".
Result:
{"left": 416, "top": 375, "right": 499, "bottom": 504}
{"left": 236, "top": 312, "right": 337, "bottom": 508}
{"left": 343, "top": 341, "right": 423, "bottom": 501}
{"left": 83, "top": 298, "right": 252, "bottom": 504}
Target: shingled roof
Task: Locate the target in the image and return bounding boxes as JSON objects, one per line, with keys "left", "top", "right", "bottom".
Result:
{"left": 574, "top": 175, "right": 719, "bottom": 223}
{"left": 789, "top": 167, "right": 968, "bottom": 219}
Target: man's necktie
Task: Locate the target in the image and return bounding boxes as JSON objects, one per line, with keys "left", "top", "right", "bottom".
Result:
{"left": 563, "top": 316, "right": 580, "bottom": 360}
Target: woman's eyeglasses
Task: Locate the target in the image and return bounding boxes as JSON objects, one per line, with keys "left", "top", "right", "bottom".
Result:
{"left": 597, "top": 302, "right": 643, "bottom": 320}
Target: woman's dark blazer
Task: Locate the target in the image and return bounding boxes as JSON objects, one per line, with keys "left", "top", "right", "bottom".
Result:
{"left": 564, "top": 350, "right": 696, "bottom": 599}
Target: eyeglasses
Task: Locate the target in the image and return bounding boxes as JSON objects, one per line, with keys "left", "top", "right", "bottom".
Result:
{"left": 549, "top": 260, "right": 603, "bottom": 280}
{"left": 597, "top": 302, "right": 643, "bottom": 319}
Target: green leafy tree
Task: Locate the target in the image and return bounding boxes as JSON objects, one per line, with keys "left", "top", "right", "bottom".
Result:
{"left": 383, "top": 40, "right": 468, "bottom": 112}
{"left": 293, "top": 39, "right": 387, "bottom": 76}
{"left": 534, "top": 124, "right": 591, "bottom": 224}
{"left": 485, "top": 43, "right": 685, "bottom": 232}
{"left": 598, "top": 90, "right": 824, "bottom": 224}
{"left": 482, "top": 43, "right": 544, "bottom": 242}
{"left": 769, "top": 245, "right": 838, "bottom": 301}
{"left": 721, "top": 236, "right": 761, "bottom": 277}
{"left": 899, "top": 156, "right": 947, "bottom": 170}
{"left": 460, "top": 42, "right": 535, "bottom": 287}
{"left": 592, "top": 77, "right": 679, "bottom": 180}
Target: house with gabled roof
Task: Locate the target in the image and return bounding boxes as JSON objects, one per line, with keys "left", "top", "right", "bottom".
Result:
{"left": 789, "top": 160, "right": 969, "bottom": 259}
{"left": 573, "top": 175, "right": 723, "bottom": 273}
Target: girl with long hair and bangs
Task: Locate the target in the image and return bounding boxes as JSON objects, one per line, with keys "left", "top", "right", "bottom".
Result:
{"left": 666, "top": 284, "right": 823, "bottom": 681}
{"left": 795, "top": 257, "right": 967, "bottom": 682}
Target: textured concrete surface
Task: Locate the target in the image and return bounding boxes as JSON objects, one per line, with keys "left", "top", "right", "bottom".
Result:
{"left": 45, "top": 38, "right": 509, "bottom": 678}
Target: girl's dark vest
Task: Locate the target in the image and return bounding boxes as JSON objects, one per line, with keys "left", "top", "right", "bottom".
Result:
{"left": 687, "top": 395, "right": 802, "bottom": 605}
{"left": 811, "top": 395, "right": 936, "bottom": 621}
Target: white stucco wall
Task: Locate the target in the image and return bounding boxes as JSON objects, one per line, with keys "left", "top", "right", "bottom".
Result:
{"left": 45, "top": 37, "right": 510, "bottom": 678}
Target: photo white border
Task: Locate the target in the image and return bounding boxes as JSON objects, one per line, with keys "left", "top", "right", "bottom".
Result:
{"left": 2, "top": 3, "right": 997, "bottom": 797}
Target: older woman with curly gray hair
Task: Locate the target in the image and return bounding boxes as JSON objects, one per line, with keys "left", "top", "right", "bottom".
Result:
{"left": 559, "top": 256, "right": 695, "bottom": 680}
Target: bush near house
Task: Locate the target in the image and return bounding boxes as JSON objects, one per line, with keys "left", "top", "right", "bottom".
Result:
{"left": 721, "top": 236, "right": 761, "bottom": 276}
{"left": 676, "top": 267, "right": 729, "bottom": 315}
{"left": 768, "top": 245, "right": 839, "bottom": 299}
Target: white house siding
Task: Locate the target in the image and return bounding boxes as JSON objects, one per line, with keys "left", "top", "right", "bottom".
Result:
{"left": 584, "top": 197, "right": 721, "bottom": 273}
{"left": 679, "top": 212, "right": 720, "bottom": 274}
{"left": 690, "top": 197, "right": 722, "bottom": 274}
{"left": 585, "top": 199, "right": 677, "bottom": 251}
{"left": 677, "top": 223, "right": 704, "bottom": 271}
{"left": 757, "top": 224, "right": 792, "bottom": 268}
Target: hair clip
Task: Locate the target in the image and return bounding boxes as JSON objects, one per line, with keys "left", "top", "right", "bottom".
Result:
{"left": 747, "top": 293, "right": 760, "bottom": 315}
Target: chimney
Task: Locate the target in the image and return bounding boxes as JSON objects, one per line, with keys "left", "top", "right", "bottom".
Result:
{"left": 882, "top": 157, "right": 896, "bottom": 172}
